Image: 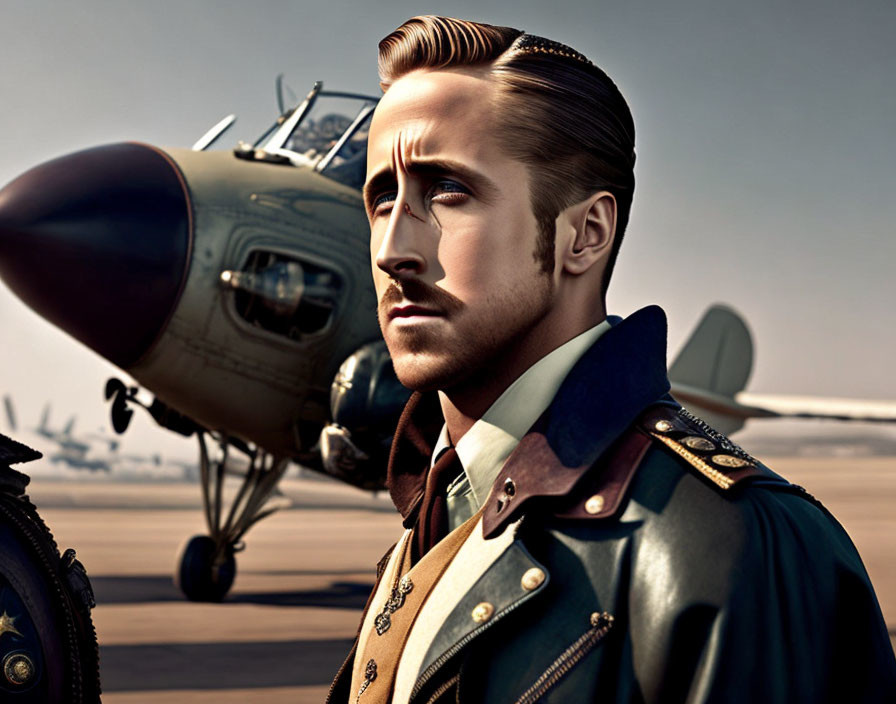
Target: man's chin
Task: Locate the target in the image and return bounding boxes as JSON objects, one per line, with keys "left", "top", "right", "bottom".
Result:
{"left": 391, "top": 351, "right": 469, "bottom": 393}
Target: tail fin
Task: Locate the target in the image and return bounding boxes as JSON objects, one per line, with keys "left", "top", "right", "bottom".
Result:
{"left": 669, "top": 305, "right": 754, "bottom": 435}
{"left": 670, "top": 305, "right": 753, "bottom": 397}
{"left": 63, "top": 416, "right": 76, "bottom": 436}
{"left": 39, "top": 404, "right": 50, "bottom": 432}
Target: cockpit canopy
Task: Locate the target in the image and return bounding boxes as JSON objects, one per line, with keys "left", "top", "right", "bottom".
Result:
{"left": 197, "top": 81, "right": 378, "bottom": 191}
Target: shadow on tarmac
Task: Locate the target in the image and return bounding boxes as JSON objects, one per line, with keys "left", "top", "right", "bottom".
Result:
{"left": 230, "top": 581, "right": 373, "bottom": 608}
{"left": 100, "top": 638, "right": 354, "bottom": 691}
{"left": 91, "top": 575, "right": 375, "bottom": 609}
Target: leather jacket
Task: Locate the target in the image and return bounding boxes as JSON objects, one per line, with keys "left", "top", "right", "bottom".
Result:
{"left": 328, "top": 306, "right": 896, "bottom": 703}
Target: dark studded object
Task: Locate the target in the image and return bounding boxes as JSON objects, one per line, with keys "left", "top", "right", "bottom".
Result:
{"left": 0, "top": 434, "right": 40, "bottom": 467}
{"left": 0, "top": 433, "right": 101, "bottom": 702}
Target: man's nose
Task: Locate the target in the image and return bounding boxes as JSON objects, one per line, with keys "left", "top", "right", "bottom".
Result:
{"left": 374, "top": 200, "right": 427, "bottom": 279}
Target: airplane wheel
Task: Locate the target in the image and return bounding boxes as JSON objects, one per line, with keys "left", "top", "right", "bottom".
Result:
{"left": 176, "top": 535, "right": 236, "bottom": 602}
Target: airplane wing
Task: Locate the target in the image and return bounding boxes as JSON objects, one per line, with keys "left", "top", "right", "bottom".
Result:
{"left": 669, "top": 305, "right": 896, "bottom": 434}
{"left": 735, "top": 393, "right": 896, "bottom": 423}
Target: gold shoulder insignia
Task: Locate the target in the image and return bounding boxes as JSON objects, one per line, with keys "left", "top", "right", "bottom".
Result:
{"left": 640, "top": 406, "right": 763, "bottom": 490}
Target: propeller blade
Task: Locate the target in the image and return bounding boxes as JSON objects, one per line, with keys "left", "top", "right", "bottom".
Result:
{"left": 3, "top": 395, "right": 16, "bottom": 431}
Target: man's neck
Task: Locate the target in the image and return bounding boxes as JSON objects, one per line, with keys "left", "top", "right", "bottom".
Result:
{"left": 438, "top": 363, "right": 523, "bottom": 443}
{"left": 438, "top": 311, "right": 607, "bottom": 445}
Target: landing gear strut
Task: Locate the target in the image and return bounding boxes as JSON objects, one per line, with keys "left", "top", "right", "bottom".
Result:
{"left": 176, "top": 431, "right": 290, "bottom": 601}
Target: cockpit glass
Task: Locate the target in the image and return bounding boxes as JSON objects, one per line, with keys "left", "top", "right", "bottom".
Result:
{"left": 317, "top": 111, "right": 373, "bottom": 191}
{"left": 284, "top": 97, "right": 356, "bottom": 157}
{"left": 278, "top": 94, "right": 374, "bottom": 190}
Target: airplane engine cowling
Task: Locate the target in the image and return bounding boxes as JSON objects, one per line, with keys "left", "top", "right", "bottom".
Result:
{"left": 0, "top": 143, "right": 192, "bottom": 369}
{"left": 321, "top": 341, "right": 412, "bottom": 490}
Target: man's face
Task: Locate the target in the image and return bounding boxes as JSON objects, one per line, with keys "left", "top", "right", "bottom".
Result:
{"left": 364, "top": 68, "right": 556, "bottom": 392}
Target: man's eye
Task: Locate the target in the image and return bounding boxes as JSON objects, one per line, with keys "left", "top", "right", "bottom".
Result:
{"left": 372, "top": 192, "right": 396, "bottom": 213}
{"left": 429, "top": 180, "right": 469, "bottom": 201}
{"left": 429, "top": 180, "right": 470, "bottom": 198}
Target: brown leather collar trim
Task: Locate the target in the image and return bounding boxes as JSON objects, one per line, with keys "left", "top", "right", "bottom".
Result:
{"left": 553, "top": 427, "right": 653, "bottom": 522}
{"left": 481, "top": 420, "right": 654, "bottom": 539}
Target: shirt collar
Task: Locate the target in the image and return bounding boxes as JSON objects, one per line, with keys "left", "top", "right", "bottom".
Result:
{"left": 431, "top": 319, "right": 613, "bottom": 506}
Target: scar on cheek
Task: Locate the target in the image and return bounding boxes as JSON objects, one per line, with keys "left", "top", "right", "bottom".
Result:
{"left": 403, "top": 202, "right": 427, "bottom": 223}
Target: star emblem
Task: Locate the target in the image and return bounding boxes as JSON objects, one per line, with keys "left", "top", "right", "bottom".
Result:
{"left": 0, "top": 611, "right": 23, "bottom": 639}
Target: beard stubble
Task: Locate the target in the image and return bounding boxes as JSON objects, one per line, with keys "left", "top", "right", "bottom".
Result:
{"left": 378, "top": 274, "right": 554, "bottom": 393}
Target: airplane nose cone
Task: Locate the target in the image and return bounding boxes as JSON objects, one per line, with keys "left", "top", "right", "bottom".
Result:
{"left": 0, "top": 143, "right": 191, "bottom": 368}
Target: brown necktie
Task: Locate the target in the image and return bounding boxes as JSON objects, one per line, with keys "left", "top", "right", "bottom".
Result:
{"left": 413, "top": 446, "right": 463, "bottom": 562}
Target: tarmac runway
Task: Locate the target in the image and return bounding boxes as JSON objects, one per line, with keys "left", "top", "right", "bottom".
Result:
{"left": 24, "top": 455, "right": 896, "bottom": 703}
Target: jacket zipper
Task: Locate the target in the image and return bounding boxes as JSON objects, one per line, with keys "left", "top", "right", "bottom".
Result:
{"left": 514, "top": 612, "right": 615, "bottom": 704}
{"left": 423, "top": 672, "right": 460, "bottom": 704}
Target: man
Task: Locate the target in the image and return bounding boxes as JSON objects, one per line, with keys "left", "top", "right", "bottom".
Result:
{"left": 327, "top": 15, "right": 896, "bottom": 703}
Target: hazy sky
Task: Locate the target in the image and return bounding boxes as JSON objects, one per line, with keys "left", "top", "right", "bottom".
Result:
{"left": 0, "top": 0, "right": 894, "bottom": 460}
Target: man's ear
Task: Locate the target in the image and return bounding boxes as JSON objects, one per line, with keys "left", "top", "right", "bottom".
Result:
{"left": 560, "top": 191, "right": 617, "bottom": 275}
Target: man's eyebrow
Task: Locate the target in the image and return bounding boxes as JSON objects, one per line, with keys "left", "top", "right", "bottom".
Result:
{"left": 363, "top": 168, "right": 396, "bottom": 211}
{"left": 363, "top": 158, "right": 499, "bottom": 210}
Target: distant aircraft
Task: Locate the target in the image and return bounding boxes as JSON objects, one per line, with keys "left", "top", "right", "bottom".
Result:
{"left": 2, "top": 396, "right": 164, "bottom": 473}
{"left": 3, "top": 396, "right": 115, "bottom": 471}
{"left": 34, "top": 404, "right": 92, "bottom": 456}
{"left": 1, "top": 79, "right": 894, "bottom": 601}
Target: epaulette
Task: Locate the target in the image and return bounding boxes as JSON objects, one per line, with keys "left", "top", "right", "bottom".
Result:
{"left": 639, "top": 405, "right": 768, "bottom": 490}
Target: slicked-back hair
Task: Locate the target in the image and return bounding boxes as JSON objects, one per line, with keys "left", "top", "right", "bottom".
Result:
{"left": 378, "top": 16, "right": 636, "bottom": 295}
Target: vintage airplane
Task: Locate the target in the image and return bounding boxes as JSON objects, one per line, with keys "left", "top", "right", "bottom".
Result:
{"left": 1, "top": 79, "right": 894, "bottom": 601}
{"left": 0, "top": 80, "right": 405, "bottom": 600}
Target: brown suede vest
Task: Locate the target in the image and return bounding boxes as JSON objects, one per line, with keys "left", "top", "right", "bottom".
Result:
{"left": 349, "top": 511, "right": 482, "bottom": 703}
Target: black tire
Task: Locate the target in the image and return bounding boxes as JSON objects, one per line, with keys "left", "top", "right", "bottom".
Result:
{"left": 175, "top": 535, "right": 236, "bottom": 602}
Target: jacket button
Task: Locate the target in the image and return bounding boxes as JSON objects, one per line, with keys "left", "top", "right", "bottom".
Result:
{"left": 521, "top": 568, "right": 545, "bottom": 591}
{"left": 712, "top": 454, "right": 750, "bottom": 468}
{"left": 3, "top": 652, "right": 35, "bottom": 686}
{"left": 654, "top": 419, "right": 674, "bottom": 432}
{"left": 682, "top": 436, "right": 715, "bottom": 451}
{"left": 585, "top": 494, "right": 605, "bottom": 514}
{"left": 471, "top": 602, "right": 494, "bottom": 623}
{"left": 503, "top": 478, "right": 516, "bottom": 497}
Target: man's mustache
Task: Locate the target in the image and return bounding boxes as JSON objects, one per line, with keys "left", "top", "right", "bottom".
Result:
{"left": 379, "top": 280, "right": 465, "bottom": 316}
